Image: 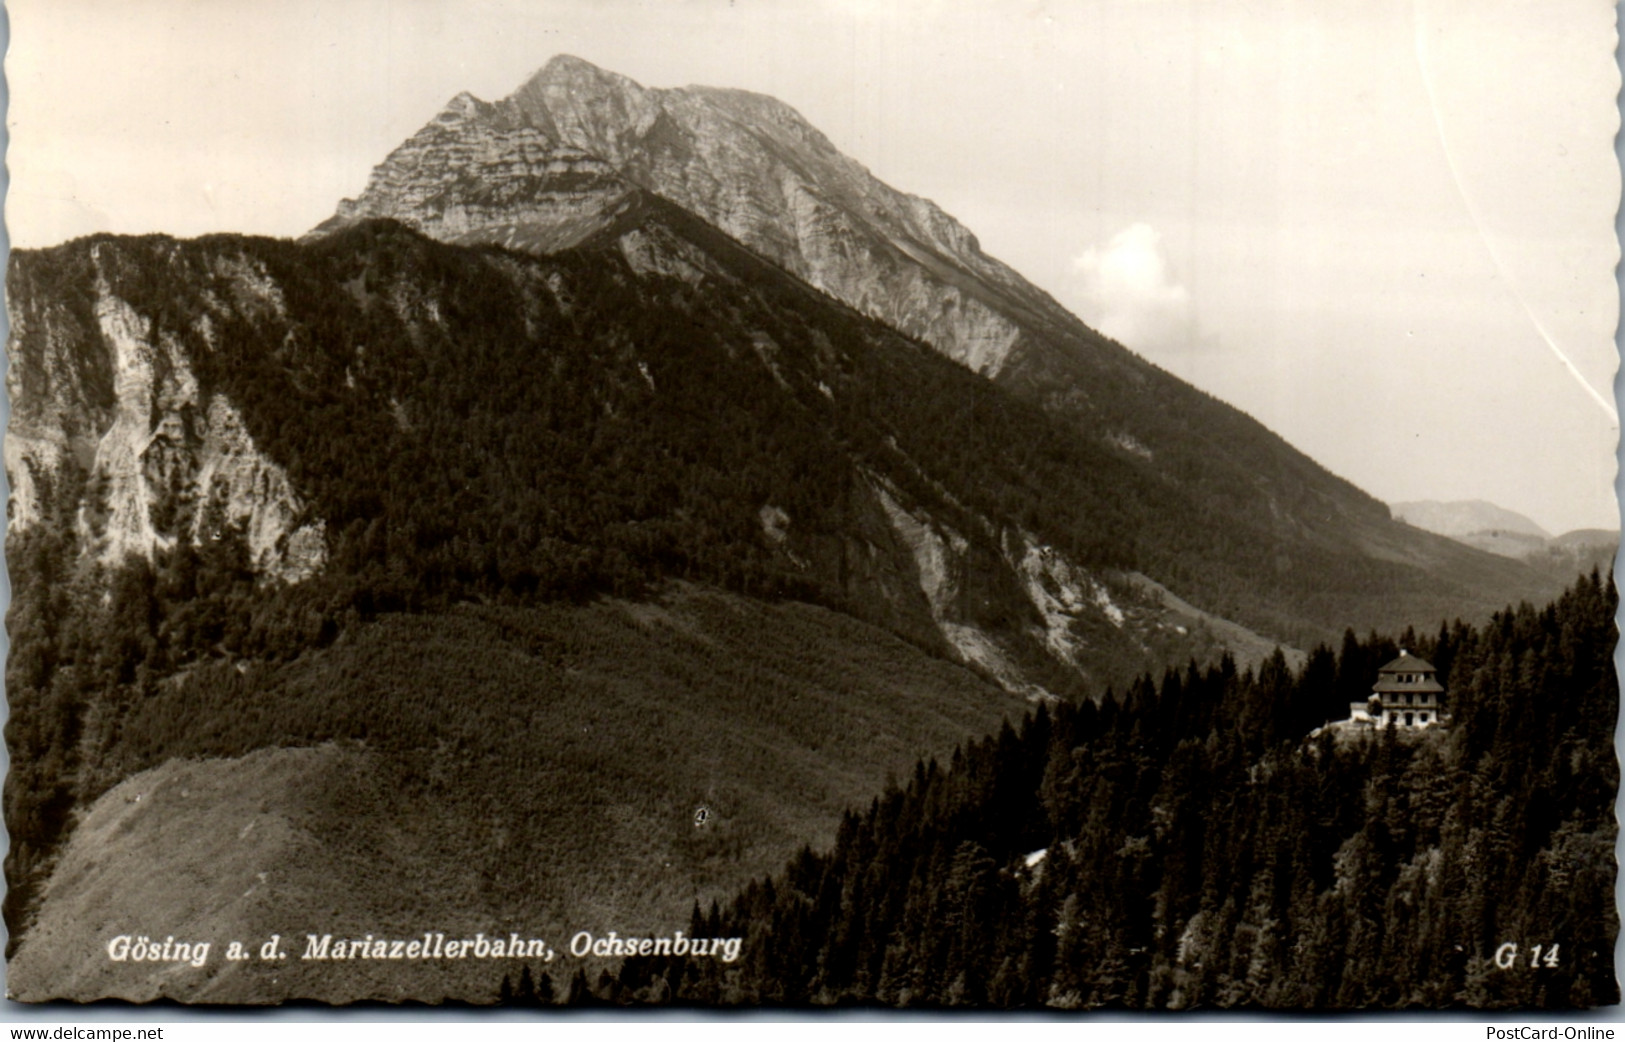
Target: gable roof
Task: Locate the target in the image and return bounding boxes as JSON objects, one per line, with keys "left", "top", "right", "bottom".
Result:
{"left": 1373, "top": 675, "right": 1445, "bottom": 694}
{"left": 1373, "top": 650, "right": 1445, "bottom": 694}
{"left": 1378, "top": 651, "right": 1436, "bottom": 674}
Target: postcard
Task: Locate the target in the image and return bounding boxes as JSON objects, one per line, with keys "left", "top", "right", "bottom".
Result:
{"left": 3, "top": 0, "right": 1618, "bottom": 1009}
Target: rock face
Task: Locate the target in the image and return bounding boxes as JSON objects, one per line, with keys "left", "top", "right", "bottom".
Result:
{"left": 6, "top": 242, "right": 327, "bottom": 582}
{"left": 316, "top": 91, "right": 640, "bottom": 255}
{"left": 320, "top": 55, "right": 1078, "bottom": 378}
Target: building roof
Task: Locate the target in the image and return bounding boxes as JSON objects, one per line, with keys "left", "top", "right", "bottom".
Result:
{"left": 1373, "top": 676, "right": 1445, "bottom": 694}
{"left": 1377, "top": 651, "right": 1436, "bottom": 674}
{"left": 1373, "top": 650, "right": 1444, "bottom": 694}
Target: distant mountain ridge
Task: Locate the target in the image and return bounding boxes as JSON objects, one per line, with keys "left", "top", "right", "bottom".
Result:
{"left": 1393, "top": 499, "right": 1617, "bottom": 573}
{"left": 1392, "top": 500, "right": 1550, "bottom": 540}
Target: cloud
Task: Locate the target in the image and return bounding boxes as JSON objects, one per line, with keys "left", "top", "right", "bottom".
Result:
{"left": 1068, "top": 223, "right": 1191, "bottom": 353}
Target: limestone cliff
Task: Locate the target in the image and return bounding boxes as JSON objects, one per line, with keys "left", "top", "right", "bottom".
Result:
{"left": 6, "top": 243, "right": 326, "bottom": 582}
{"left": 315, "top": 91, "right": 639, "bottom": 255}
{"left": 319, "top": 55, "right": 1085, "bottom": 378}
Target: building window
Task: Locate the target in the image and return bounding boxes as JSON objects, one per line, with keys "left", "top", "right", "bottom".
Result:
{"left": 1420, "top": 712, "right": 1430, "bottom": 723}
{"left": 1405, "top": 713, "right": 1414, "bottom": 726}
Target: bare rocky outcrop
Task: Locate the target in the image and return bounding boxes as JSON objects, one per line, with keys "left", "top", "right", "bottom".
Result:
{"left": 869, "top": 474, "right": 1142, "bottom": 698}
{"left": 315, "top": 92, "right": 639, "bottom": 255}
{"left": 6, "top": 247, "right": 326, "bottom": 582}
{"left": 317, "top": 55, "right": 1089, "bottom": 379}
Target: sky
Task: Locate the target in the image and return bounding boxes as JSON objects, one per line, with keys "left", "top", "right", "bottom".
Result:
{"left": 6, "top": 0, "right": 1620, "bottom": 534}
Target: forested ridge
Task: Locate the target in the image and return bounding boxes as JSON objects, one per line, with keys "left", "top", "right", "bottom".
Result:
{"left": 545, "top": 571, "right": 1619, "bottom": 1009}
{"left": 8, "top": 214, "right": 1562, "bottom": 659}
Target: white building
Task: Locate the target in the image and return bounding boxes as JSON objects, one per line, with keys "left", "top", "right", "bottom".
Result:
{"left": 1346, "top": 650, "right": 1447, "bottom": 729}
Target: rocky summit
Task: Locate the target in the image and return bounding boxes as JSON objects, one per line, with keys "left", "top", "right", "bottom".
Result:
{"left": 318, "top": 54, "right": 1056, "bottom": 377}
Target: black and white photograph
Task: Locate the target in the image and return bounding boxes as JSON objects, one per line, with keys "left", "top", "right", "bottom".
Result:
{"left": 2, "top": 0, "right": 1620, "bottom": 1011}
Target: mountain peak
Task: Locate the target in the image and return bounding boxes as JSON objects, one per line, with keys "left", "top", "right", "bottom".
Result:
{"left": 534, "top": 53, "right": 609, "bottom": 78}
{"left": 442, "top": 90, "right": 493, "bottom": 121}
{"left": 521, "top": 53, "right": 647, "bottom": 100}
{"left": 508, "top": 54, "right": 658, "bottom": 152}
{"left": 1392, "top": 499, "right": 1551, "bottom": 540}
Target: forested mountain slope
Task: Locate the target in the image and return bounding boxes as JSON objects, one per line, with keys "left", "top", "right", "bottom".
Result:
{"left": 604, "top": 571, "right": 1620, "bottom": 1010}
